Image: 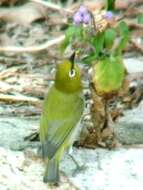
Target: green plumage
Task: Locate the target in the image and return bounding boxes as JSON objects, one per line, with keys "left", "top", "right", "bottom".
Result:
{"left": 40, "top": 60, "right": 84, "bottom": 184}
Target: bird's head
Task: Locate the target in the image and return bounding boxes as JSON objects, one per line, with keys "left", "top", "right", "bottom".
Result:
{"left": 55, "top": 53, "right": 82, "bottom": 93}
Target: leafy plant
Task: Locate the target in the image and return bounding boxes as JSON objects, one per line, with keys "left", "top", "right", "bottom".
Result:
{"left": 61, "top": 4, "right": 130, "bottom": 96}
{"left": 60, "top": 4, "right": 132, "bottom": 148}
{"left": 92, "top": 56, "right": 125, "bottom": 95}
{"left": 61, "top": 8, "right": 130, "bottom": 63}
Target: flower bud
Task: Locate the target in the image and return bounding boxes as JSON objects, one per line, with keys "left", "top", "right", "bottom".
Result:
{"left": 79, "top": 5, "right": 88, "bottom": 16}
{"left": 83, "top": 13, "right": 91, "bottom": 24}
{"left": 104, "top": 11, "right": 113, "bottom": 19}
{"left": 73, "top": 12, "right": 82, "bottom": 24}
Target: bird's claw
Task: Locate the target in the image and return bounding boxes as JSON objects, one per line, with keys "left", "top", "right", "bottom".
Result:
{"left": 72, "top": 165, "right": 87, "bottom": 176}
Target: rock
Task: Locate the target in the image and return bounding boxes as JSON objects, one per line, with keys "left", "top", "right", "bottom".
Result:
{"left": 0, "top": 147, "right": 143, "bottom": 190}
{"left": 0, "top": 117, "right": 39, "bottom": 150}
{"left": 63, "top": 148, "right": 143, "bottom": 190}
{"left": 124, "top": 57, "right": 143, "bottom": 73}
{"left": 0, "top": 147, "right": 76, "bottom": 190}
{"left": 115, "top": 102, "right": 143, "bottom": 144}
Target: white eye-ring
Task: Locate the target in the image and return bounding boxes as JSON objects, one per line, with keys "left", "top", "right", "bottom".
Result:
{"left": 69, "top": 69, "right": 75, "bottom": 78}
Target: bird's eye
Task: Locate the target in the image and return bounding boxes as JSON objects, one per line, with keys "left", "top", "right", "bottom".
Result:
{"left": 69, "top": 69, "right": 75, "bottom": 78}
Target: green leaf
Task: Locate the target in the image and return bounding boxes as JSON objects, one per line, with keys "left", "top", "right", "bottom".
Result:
{"left": 93, "top": 56, "right": 125, "bottom": 94}
{"left": 116, "top": 36, "right": 129, "bottom": 54}
{"left": 82, "top": 52, "right": 97, "bottom": 64}
{"left": 75, "top": 25, "right": 83, "bottom": 39}
{"left": 107, "top": 0, "right": 115, "bottom": 11}
{"left": 115, "top": 21, "right": 130, "bottom": 54}
{"left": 118, "top": 21, "right": 129, "bottom": 36}
{"left": 60, "top": 38, "right": 69, "bottom": 52}
{"left": 60, "top": 26, "right": 75, "bottom": 51}
{"left": 104, "top": 28, "right": 116, "bottom": 48}
{"left": 60, "top": 25, "right": 83, "bottom": 52}
{"left": 137, "top": 14, "right": 143, "bottom": 24}
{"left": 92, "top": 32, "right": 105, "bottom": 57}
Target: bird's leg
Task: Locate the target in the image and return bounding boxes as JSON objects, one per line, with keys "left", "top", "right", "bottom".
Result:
{"left": 70, "top": 154, "right": 82, "bottom": 168}
{"left": 68, "top": 148, "right": 87, "bottom": 176}
{"left": 37, "top": 144, "right": 43, "bottom": 158}
{"left": 24, "top": 131, "right": 39, "bottom": 141}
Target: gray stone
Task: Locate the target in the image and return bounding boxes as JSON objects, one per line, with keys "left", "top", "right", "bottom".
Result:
{"left": 0, "top": 117, "right": 39, "bottom": 150}
{"left": 0, "top": 147, "right": 76, "bottom": 190}
{"left": 0, "top": 147, "right": 143, "bottom": 190}
{"left": 124, "top": 56, "right": 143, "bottom": 73}
{"left": 63, "top": 148, "right": 143, "bottom": 190}
{"left": 115, "top": 102, "right": 143, "bottom": 144}
{"left": 113, "top": 56, "right": 143, "bottom": 144}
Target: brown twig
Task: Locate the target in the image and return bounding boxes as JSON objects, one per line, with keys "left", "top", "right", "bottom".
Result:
{"left": 0, "top": 93, "right": 41, "bottom": 107}
{"left": 0, "top": 67, "right": 20, "bottom": 79}
{"left": 0, "top": 35, "right": 65, "bottom": 53}
{"left": 31, "top": 0, "right": 72, "bottom": 14}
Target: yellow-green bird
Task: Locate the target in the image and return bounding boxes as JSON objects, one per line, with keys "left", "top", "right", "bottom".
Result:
{"left": 40, "top": 54, "right": 84, "bottom": 184}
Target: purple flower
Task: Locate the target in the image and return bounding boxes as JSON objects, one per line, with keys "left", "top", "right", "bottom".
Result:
{"left": 104, "top": 11, "right": 113, "bottom": 19}
{"left": 79, "top": 5, "right": 88, "bottom": 16}
{"left": 73, "top": 12, "right": 82, "bottom": 24}
{"left": 73, "top": 5, "right": 91, "bottom": 25}
{"left": 83, "top": 13, "right": 91, "bottom": 24}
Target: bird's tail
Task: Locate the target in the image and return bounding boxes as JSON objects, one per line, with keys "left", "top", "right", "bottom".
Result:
{"left": 43, "top": 157, "right": 59, "bottom": 184}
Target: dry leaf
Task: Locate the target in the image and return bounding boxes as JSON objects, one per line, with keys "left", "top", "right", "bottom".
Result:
{"left": 0, "top": 33, "right": 15, "bottom": 47}
{"left": 0, "top": 2, "right": 46, "bottom": 25}
{"left": 0, "top": 0, "right": 17, "bottom": 5}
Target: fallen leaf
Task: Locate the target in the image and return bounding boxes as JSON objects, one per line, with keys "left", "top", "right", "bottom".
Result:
{"left": 0, "top": 2, "right": 47, "bottom": 25}
{"left": 0, "top": 0, "right": 18, "bottom": 5}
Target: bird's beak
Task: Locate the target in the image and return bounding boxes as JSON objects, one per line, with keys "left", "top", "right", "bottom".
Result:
{"left": 70, "top": 52, "right": 75, "bottom": 71}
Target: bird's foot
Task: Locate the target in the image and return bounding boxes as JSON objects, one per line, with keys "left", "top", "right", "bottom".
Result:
{"left": 44, "top": 179, "right": 59, "bottom": 187}
{"left": 37, "top": 144, "right": 43, "bottom": 158}
{"left": 24, "top": 131, "right": 39, "bottom": 141}
{"left": 69, "top": 154, "right": 87, "bottom": 176}
{"left": 72, "top": 164, "right": 87, "bottom": 177}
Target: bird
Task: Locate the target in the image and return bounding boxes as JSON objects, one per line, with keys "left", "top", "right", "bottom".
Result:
{"left": 40, "top": 53, "right": 84, "bottom": 185}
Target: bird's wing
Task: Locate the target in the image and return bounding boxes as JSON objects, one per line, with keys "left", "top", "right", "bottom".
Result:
{"left": 40, "top": 86, "right": 84, "bottom": 159}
